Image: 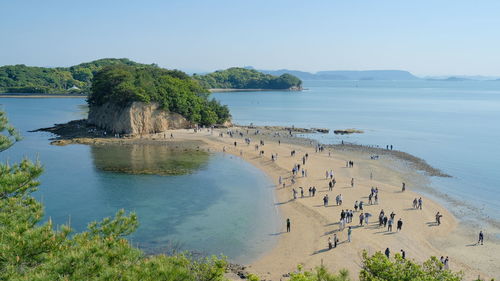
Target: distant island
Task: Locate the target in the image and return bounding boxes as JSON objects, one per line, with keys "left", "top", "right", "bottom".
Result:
{"left": 257, "top": 68, "right": 419, "bottom": 81}
{"left": 193, "top": 67, "right": 302, "bottom": 91}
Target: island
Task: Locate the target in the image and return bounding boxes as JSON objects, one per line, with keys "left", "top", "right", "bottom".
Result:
{"left": 193, "top": 67, "right": 302, "bottom": 91}
{"left": 86, "top": 64, "right": 230, "bottom": 134}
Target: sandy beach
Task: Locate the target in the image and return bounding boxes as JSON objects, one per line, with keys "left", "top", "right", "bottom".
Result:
{"left": 45, "top": 125, "right": 499, "bottom": 280}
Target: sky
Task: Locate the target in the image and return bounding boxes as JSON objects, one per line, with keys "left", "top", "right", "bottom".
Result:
{"left": 1, "top": 0, "right": 499, "bottom": 76}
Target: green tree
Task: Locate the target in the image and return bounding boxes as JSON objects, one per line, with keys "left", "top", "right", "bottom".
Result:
{"left": 359, "top": 251, "right": 463, "bottom": 281}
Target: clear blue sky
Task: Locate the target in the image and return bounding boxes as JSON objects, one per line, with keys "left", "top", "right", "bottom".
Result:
{"left": 1, "top": 0, "right": 499, "bottom": 76}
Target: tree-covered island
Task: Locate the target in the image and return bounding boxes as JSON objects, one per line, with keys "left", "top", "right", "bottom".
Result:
{"left": 193, "top": 67, "right": 302, "bottom": 90}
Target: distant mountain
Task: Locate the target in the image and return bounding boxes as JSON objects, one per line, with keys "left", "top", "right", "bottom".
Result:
{"left": 426, "top": 76, "right": 472, "bottom": 82}
{"left": 259, "top": 69, "right": 418, "bottom": 81}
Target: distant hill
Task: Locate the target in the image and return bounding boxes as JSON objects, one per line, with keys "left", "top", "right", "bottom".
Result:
{"left": 0, "top": 58, "right": 146, "bottom": 94}
{"left": 193, "top": 67, "right": 302, "bottom": 90}
{"left": 259, "top": 69, "right": 418, "bottom": 81}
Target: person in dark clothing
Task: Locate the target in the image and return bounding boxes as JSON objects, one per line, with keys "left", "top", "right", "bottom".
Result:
{"left": 397, "top": 218, "right": 403, "bottom": 231}
{"left": 286, "top": 218, "right": 291, "bottom": 232}
{"left": 385, "top": 248, "right": 390, "bottom": 258}
{"left": 478, "top": 230, "right": 484, "bottom": 245}
{"left": 400, "top": 249, "right": 406, "bottom": 259}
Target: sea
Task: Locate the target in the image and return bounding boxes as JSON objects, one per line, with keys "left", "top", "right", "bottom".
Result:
{"left": 1, "top": 79, "right": 499, "bottom": 262}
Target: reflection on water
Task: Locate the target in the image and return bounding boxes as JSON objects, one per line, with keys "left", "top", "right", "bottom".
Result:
{"left": 91, "top": 144, "right": 209, "bottom": 175}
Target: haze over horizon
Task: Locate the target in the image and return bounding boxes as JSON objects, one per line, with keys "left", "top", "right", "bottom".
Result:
{"left": 1, "top": 0, "right": 499, "bottom": 77}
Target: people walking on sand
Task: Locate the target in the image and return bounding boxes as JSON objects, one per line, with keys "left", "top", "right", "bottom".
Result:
{"left": 359, "top": 213, "right": 364, "bottom": 226}
{"left": 354, "top": 201, "right": 358, "bottom": 212}
{"left": 339, "top": 194, "right": 343, "bottom": 205}
{"left": 418, "top": 197, "right": 423, "bottom": 210}
{"left": 402, "top": 182, "right": 406, "bottom": 192}
{"left": 323, "top": 194, "right": 329, "bottom": 206}
{"left": 329, "top": 180, "right": 333, "bottom": 191}
{"left": 383, "top": 215, "right": 388, "bottom": 227}
{"left": 347, "top": 226, "right": 352, "bottom": 242}
{"left": 397, "top": 218, "right": 403, "bottom": 231}
{"left": 368, "top": 193, "right": 373, "bottom": 205}
{"left": 359, "top": 201, "right": 364, "bottom": 211}
{"left": 435, "top": 212, "right": 443, "bottom": 225}
{"left": 308, "top": 187, "right": 312, "bottom": 197}
{"left": 286, "top": 218, "right": 291, "bottom": 232}
{"left": 292, "top": 188, "right": 297, "bottom": 199}
{"left": 385, "top": 248, "right": 390, "bottom": 258}
{"left": 300, "top": 187, "right": 304, "bottom": 198}
{"left": 334, "top": 234, "right": 338, "bottom": 248}
{"left": 364, "top": 213, "right": 370, "bottom": 224}
{"left": 478, "top": 230, "right": 484, "bottom": 245}
{"left": 312, "top": 186, "right": 316, "bottom": 196}
{"left": 413, "top": 198, "right": 418, "bottom": 209}
{"left": 388, "top": 218, "right": 393, "bottom": 232}
{"left": 328, "top": 237, "right": 333, "bottom": 249}
{"left": 374, "top": 193, "right": 379, "bottom": 204}
{"left": 351, "top": 178, "right": 354, "bottom": 187}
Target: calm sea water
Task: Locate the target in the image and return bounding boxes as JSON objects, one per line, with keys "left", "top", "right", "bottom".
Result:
{"left": 0, "top": 98, "right": 279, "bottom": 264}
{"left": 212, "top": 80, "right": 500, "bottom": 226}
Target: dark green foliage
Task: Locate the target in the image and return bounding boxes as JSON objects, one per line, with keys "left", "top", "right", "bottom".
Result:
{"left": 359, "top": 251, "right": 463, "bottom": 281}
{"left": 193, "top": 67, "right": 302, "bottom": 89}
{"left": 0, "top": 58, "right": 145, "bottom": 94}
{"left": 0, "top": 111, "right": 228, "bottom": 280}
{"left": 88, "top": 65, "right": 230, "bottom": 126}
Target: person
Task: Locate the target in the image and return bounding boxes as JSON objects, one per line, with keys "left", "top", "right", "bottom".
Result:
{"left": 328, "top": 237, "right": 333, "bottom": 249}
{"left": 328, "top": 180, "right": 333, "bottom": 191}
{"left": 323, "top": 194, "right": 329, "bottom": 206}
{"left": 413, "top": 198, "right": 418, "bottom": 209}
{"left": 359, "top": 213, "right": 364, "bottom": 226}
{"left": 418, "top": 197, "right": 423, "bottom": 210}
{"left": 286, "top": 218, "right": 291, "bottom": 232}
{"left": 312, "top": 186, "right": 316, "bottom": 196}
{"left": 300, "top": 187, "right": 304, "bottom": 198}
{"left": 400, "top": 249, "right": 406, "bottom": 259}
{"left": 292, "top": 188, "right": 297, "bottom": 200}
{"left": 351, "top": 178, "right": 354, "bottom": 187}
{"left": 435, "top": 212, "right": 443, "bottom": 225}
{"left": 478, "top": 230, "right": 484, "bottom": 245}
{"left": 388, "top": 218, "right": 393, "bottom": 232}
{"left": 444, "top": 257, "right": 449, "bottom": 270}
{"left": 385, "top": 248, "right": 390, "bottom": 258}
{"left": 279, "top": 176, "right": 282, "bottom": 186}
{"left": 402, "top": 182, "right": 406, "bottom": 192}
{"left": 359, "top": 201, "right": 364, "bottom": 211}
{"left": 354, "top": 201, "right": 359, "bottom": 212}
{"left": 347, "top": 226, "right": 352, "bottom": 242}
{"left": 364, "top": 213, "right": 370, "bottom": 224}
{"left": 397, "top": 218, "right": 403, "bottom": 231}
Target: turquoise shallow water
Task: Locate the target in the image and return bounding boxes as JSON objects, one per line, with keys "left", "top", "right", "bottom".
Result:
{"left": 212, "top": 80, "right": 500, "bottom": 226}
{"left": 0, "top": 98, "right": 279, "bottom": 264}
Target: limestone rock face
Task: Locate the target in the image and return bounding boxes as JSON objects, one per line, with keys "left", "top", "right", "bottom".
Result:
{"left": 87, "top": 102, "right": 192, "bottom": 135}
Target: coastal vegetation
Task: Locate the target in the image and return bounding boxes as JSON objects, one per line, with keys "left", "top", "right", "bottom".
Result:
{"left": 263, "top": 251, "right": 466, "bottom": 281}
{"left": 0, "top": 111, "right": 228, "bottom": 280}
{"left": 193, "top": 67, "right": 302, "bottom": 90}
{"left": 0, "top": 58, "right": 143, "bottom": 94}
{"left": 88, "top": 65, "right": 230, "bottom": 126}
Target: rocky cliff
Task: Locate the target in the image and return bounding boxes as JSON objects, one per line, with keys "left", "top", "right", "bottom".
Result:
{"left": 87, "top": 102, "right": 192, "bottom": 135}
